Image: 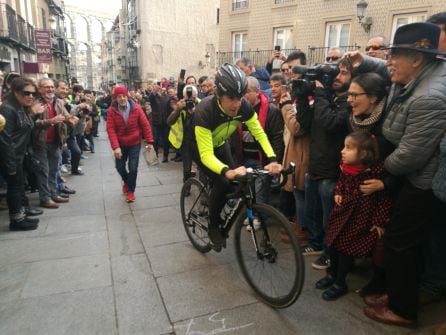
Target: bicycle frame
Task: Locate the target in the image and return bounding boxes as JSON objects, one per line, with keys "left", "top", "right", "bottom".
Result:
{"left": 220, "top": 172, "right": 272, "bottom": 257}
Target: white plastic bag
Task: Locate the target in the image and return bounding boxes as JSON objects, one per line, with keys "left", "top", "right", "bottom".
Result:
{"left": 143, "top": 147, "right": 159, "bottom": 166}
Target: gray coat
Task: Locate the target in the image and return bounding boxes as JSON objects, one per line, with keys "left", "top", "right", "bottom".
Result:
{"left": 382, "top": 58, "right": 446, "bottom": 190}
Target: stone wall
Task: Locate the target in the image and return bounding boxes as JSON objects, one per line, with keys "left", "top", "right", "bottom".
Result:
{"left": 137, "top": 0, "right": 220, "bottom": 81}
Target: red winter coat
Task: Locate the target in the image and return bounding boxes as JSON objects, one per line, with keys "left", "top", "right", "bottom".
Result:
{"left": 106, "top": 100, "right": 153, "bottom": 150}
{"left": 326, "top": 163, "right": 393, "bottom": 258}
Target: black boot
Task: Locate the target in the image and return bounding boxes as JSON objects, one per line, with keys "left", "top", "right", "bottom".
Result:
{"left": 10, "top": 217, "right": 38, "bottom": 231}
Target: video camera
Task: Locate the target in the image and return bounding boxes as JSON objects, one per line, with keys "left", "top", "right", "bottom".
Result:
{"left": 290, "top": 63, "right": 339, "bottom": 97}
{"left": 185, "top": 86, "right": 195, "bottom": 110}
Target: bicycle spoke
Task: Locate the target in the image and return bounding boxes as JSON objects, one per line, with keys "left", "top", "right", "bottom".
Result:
{"left": 181, "top": 178, "right": 212, "bottom": 253}
{"left": 235, "top": 203, "right": 304, "bottom": 308}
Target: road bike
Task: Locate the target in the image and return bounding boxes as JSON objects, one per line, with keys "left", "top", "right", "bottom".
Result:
{"left": 180, "top": 164, "right": 305, "bottom": 308}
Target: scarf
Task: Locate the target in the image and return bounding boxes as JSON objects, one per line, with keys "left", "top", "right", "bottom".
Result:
{"left": 118, "top": 101, "right": 131, "bottom": 125}
{"left": 341, "top": 163, "right": 367, "bottom": 176}
{"left": 349, "top": 100, "right": 384, "bottom": 132}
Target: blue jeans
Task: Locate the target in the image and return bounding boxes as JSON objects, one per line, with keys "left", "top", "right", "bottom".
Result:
{"left": 115, "top": 144, "right": 141, "bottom": 193}
{"left": 293, "top": 189, "right": 306, "bottom": 228}
{"left": 304, "top": 175, "right": 337, "bottom": 251}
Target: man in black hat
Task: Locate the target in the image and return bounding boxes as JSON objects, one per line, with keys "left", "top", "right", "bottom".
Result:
{"left": 349, "top": 22, "right": 446, "bottom": 328}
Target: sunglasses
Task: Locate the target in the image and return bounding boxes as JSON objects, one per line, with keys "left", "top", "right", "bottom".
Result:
{"left": 22, "top": 91, "right": 37, "bottom": 97}
{"left": 326, "top": 56, "right": 340, "bottom": 62}
{"left": 365, "top": 45, "right": 382, "bottom": 52}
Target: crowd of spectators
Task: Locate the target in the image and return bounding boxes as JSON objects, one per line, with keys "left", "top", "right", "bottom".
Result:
{"left": 1, "top": 13, "right": 445, "bottom": 334}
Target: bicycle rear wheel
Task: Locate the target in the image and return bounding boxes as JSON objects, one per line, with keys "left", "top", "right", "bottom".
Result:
{"left": 180, "top": 178, "right": 212, "bottom": 253}
{"left": 234, "top": 203, "right": 304, "bottom": 308}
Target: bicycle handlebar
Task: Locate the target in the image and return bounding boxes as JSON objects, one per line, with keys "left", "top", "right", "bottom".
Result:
{"left": 226, "top": 163, "right": 296, "bottom": 199}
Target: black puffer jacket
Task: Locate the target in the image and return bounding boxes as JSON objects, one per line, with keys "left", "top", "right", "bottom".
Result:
{"left": 0, "top": 100, "right": 34, "bottom": 174}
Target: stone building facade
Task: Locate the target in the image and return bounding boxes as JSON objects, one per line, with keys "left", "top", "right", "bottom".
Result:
{"left": 219, "top": 0, "right": 446, "bottom": 65}
{"left": 130, "top": 0, "right": 220, "bottom": 84}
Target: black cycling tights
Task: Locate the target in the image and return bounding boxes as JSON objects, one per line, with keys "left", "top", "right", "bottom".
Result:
{"left": 190, "top": 141, "right": 236, "bottom": 229}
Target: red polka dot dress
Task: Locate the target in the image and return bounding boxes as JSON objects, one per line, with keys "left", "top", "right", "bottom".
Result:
{"left": 326, "top": 162, "right": 393, "bottom": 258}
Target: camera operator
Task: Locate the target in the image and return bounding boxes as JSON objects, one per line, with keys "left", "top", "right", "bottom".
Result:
{"left": 302, "top": 58, "right": 351, "bottom": 270}
{"left": 275, "top": 65, "right": 313, "bottom": 242}
{"left": 167, "top": 85, "right": 200, "bottom": 183}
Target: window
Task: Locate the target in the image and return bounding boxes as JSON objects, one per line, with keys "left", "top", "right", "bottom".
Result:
{"left": 273, "top": 27, "right": 293, "bottom": 49}
{"left": 391, "top": 13, "right": 426, "bottom": 41}
{"left": 232, "top": 32, "right": 247, "bottom": 61}
{"left": 325, "top": 21, "right": 350, "bottom": 47}
{"left": 274, "top": 0, "right": 294, "bottom": 4}
{"left": 232, "top": 0, "right": 248, "bottom": 11}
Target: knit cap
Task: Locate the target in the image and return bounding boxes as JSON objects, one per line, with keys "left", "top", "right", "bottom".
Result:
{"left": 113, "top": 86, "right": 128, "bottom": 97}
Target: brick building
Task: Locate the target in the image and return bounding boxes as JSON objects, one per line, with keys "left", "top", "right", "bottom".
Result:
{"left": 219, "top": 0, "right": 446, "bottom": 65}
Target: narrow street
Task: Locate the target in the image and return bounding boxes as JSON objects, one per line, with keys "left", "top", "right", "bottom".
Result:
{"left": 0, "top": 124, "right": 444, "bottom": 335}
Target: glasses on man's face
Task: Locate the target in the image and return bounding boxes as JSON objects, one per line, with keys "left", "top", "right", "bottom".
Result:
{"left": 365, "top": 45, "right": 382, "bottom": 52}
{"left": 22, "top": 91, "right": 37, "bottom": 97}
{"left": 326, "top": 56, "right": 340, "bottom": 62}
{"left": 347, "top": 92, "right": 367, "bottom": 100}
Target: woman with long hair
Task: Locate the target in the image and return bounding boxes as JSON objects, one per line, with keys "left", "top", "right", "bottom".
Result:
{"left": 0, "top": 77, "right": 40, "bottom": 230}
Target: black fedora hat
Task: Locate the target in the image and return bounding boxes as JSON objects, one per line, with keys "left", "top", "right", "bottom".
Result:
{"left": 386, "top": 22, "right": 445, "bottom": 55}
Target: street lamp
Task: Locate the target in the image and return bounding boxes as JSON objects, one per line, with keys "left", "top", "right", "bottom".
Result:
{"left": 356, "top": 0, "right": 373, "bottom": 33}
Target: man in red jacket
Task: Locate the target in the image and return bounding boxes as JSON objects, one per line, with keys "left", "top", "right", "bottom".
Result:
{"left": 106, "top": 86, "right": 154, "bottom": 202}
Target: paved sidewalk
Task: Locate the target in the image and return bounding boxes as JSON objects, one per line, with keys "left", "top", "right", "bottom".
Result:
{"left": 0, "top": 126, "right": 444, "bottom": 335}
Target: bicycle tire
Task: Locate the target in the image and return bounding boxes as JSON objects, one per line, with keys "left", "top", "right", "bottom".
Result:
{"left": 234, "top": 203, "right": 305, "bottom": 308}
{"left": 180, "top": 178, "right": 212, "bottom": 253}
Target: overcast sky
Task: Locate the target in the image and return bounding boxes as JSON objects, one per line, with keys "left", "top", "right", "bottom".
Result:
{"left": 63, "top": 0, "right": 122, "bottom": 16}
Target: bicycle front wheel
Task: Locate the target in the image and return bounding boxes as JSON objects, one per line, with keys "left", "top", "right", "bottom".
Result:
{"left": 180, "top": 178, "right": 212, "bottom": 253}
{"left": 234, "top": 203, "right": 304, "bottom": 308}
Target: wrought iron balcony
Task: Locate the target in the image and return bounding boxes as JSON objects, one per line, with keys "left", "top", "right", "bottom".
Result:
{"left": 17, "top": 14, "right": 27, "bottom": 45}
{"left": 27, "top": 23, "right": 35, "bottom": 50}
{"left": 0, "top": 3, "right": 18, "bottom": 42}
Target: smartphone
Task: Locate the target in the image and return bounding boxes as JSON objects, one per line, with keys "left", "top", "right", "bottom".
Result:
{"left": 179, "top": 69, "right": 186, "bottom": 79}
{"left": 282, "top": 84, "right": 290, "bottom": 93}
{"left": 274, "top": 45, "right": 281, "bottom": 51}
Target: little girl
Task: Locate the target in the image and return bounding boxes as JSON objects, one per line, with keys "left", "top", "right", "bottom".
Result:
{"left": 315, "top": 131, "right": 393, "bottom": 301}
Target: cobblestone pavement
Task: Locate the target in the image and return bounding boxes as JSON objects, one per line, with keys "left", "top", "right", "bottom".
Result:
{"left": 0, "top": 125, "right": 444, "bottom": 335}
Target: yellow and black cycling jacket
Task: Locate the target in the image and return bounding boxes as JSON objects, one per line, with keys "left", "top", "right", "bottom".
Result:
{"left": 192, "top": 95, "right": 277, "bottom": 175}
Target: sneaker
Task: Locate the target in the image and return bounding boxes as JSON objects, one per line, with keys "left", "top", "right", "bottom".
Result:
{"left": 301, "top": 245, "right": 324, "bottom": 256}
{"left": 312, "top": 254, "right": 331, "bottom": 270}
{"left": 244, "top": 217, "right": 261, "bottom": 231}
{"left": 122, "top": 183, "right": 128, "bottom": 194}
{"left": 126, "top": 192, "right": 135, "bottom": 202}
{"left": 60, "top": 165, "right": 68, "bottom": 173}
{"left": 80, "top": 154, "right": 88, "bottom": 159}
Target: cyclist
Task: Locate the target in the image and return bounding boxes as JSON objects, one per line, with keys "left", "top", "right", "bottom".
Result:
{"left": 189, "top": 63, "right": 282, "bottom": 249}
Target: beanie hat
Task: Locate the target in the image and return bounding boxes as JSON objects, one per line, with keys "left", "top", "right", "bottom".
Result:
{"left": 113, "top": 86, "right": 128, "bottom": 97}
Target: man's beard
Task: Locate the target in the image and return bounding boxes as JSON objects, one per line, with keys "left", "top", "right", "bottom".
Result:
{"left": 333, "top": 80, "right": 349, "bottom": 93}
